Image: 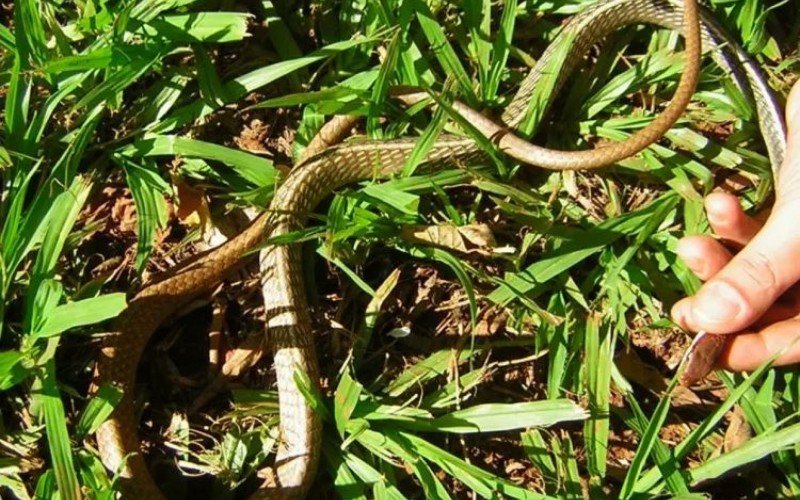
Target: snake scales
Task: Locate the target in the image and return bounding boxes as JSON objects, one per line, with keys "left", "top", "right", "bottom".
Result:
{"left": 91, "top": 0, "right": 787, "bottom": 497}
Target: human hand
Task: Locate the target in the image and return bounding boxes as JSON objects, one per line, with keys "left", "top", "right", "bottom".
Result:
{"left": 672, "top": 79, "right": 800, "bottom": 372}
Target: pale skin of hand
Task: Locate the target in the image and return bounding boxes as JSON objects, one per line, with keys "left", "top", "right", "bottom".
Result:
{"left": 672, "top": 80, "right": 800, "bottom": 372}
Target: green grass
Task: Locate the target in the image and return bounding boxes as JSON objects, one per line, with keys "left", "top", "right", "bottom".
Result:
{"left": 1, "top": 0, "right": 799, "bottom": 498}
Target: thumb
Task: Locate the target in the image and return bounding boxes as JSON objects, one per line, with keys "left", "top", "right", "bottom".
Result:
{"left": 686, "top": 80, "right": 800, "bottom": 334}
{"left": 776, "top": 80, "right": 800, "bottom": 199}
{"left": 788, "top": 79, "right": 800, "bottom": 138}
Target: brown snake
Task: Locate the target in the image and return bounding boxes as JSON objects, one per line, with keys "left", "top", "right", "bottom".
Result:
{"left": 92, "top": 0, "right": 787, "bottom": 497}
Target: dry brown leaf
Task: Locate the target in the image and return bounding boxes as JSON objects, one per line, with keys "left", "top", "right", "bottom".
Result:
{"left": 110, "top": 194, "right": 137, "bottom": 234}
{"left": 505, "top": 461, "right": 525, "bottom": 474}
{"left": 723, "top": 405, "right": 752, "bottom": 452}
{"left": 401, "top": 222, "right": 499, "bottom": 255}
{"left": 235, "top": 118, "right": 270, "bottom": 154}
{"left": 475, "top": 307, "right": 508, "bottom": 336}
{"left": 173, "top": 175, "right": 210, "bottom": 231}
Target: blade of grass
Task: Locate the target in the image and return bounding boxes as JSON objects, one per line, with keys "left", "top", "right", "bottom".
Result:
{"left": 485, "top": 0, "right": 515, "bottom": 100}
{"left": 583, "top": 315, "right": 612, "bottom": 484}
{"left": 367, "top": 29, "right": 401, "bottom": 137}
{"left": 409, "top": 0, "right": 476, "bottom": 105}
{"left": 153, "top": 36, "right": 379, "bottom": 133}
{"left": 115, "top": 155, "right": 170, "bottom": 271}
{"left": 14, "top": 0, "right": 48, "bottom": 68}
{"left": 383, "top": 348, "right": 476, "bottom": 397}
{"left": 33, "top": 294, "right": 127, "bottom": 338}
{"left": 392, "top": 430, "right": 544, "bottom": 499}
{"left": 335, "top": 365, "right": 364, "bottom": 437}
{"left": 36, "top": 360, "right": 81, "bottom": 500}
{"left": 75, "top": 384, "right": 124, "bottom": 439}
{"left": 138, "top": 12, "right": 251, "bottom": 43}
{"left": 193, "top": 45, "right": 230, "bottom": 107}
{"left": 689, "top": 420, "right": 800, "bottom": 484}
{"left": 128, "top": 135, "right": 276, "bottom": 188}
{"left": 428, "top": 399, "right": 587, "bottom": 433}
{"left": 26, "top": 176, "right": 92, "bottom": 334}
{"left": 619, "top": 379, "right": 677, "bottom": 499}
{"left": 488, "top": 192, "right": 680, "bottom": 305}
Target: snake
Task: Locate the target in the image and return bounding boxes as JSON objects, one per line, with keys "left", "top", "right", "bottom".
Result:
{"left": 91, "top": 0, "right": 787, "bottom": 497}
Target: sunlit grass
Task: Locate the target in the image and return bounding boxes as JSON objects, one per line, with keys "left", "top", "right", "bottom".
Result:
{"left": 1, "top": 0, "right": 799, "bottom": 498}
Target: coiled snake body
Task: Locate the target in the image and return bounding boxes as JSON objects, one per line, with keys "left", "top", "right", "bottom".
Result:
{"left": 92, "top": 0, "right": 787, "bottom": 497}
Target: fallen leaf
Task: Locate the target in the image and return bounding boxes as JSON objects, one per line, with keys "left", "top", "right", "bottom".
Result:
{"left": 111, "top": 194, "right": 137, "bottom": 234}
{"left": 401, "top": 222, "right": 499, "bottom": 255}
{"left": 723, "top": 405, "right": 752, "bottom": 452}
{"left": 475, "top": 307, "right": 508, "bottom": 336}
{"left": 173, "top": 175, "right": 210, "bottom": 230}
{"left": 235, "top": 118, "right": 271, "bottom": 154}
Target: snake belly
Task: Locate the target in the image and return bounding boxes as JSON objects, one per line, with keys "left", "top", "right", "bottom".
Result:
{"left": 92, "top": 0, "right": 784, "bottom": 498}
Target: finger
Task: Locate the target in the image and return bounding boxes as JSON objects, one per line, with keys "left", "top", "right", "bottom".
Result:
{"left": 684, "top": 205, "right": 800, "bottom": 334}
{"left": 685, "top": 83, "right": 800, "bottom": 334}
{"left": 788, "top": 79, "right": 800, "bottom": 138}
{"left": 671, "top": 287, "right": 800, "bottom": 331}
{"left": 753, "top": 290, "right": 800, "bottom": 327}
{"left": 681, "top": 290, "right": 800, "bottom": 332}
{"left": 686, "top": 106, "right": 800, "bottom": 333}
{"left": 671, "top": 297, "right": 692, "bottom": 331}
{"left": 776, "top": 79, "right": 800, "bottom": 202}
{"left": 677, "top": 235, "right": 733, "bottom": 280}
{"left": 718, "top": 318, "right": 800, "bottom": 372}
{"left": 704, "top": 192, "right": 762, "bottom": 246}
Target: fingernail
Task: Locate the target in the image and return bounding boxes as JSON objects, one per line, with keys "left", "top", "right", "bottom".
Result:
{"left": 706, "top": 202, "right": 728, "bottom": 225}
{"left": 681, "top": 252, "right": 707, "bottom": 276}
{"left": 691, "top": 282, "right": 743, "bottom": 326}
{"left": 671, "top": 302, "right": 686, "bottom": 326}
{"left": 676, "top": 239, "right": 707, "bottom": 276}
